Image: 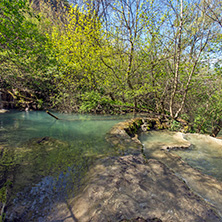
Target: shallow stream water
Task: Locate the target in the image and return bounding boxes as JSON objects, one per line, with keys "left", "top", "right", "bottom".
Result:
{"left": 0, "top": 111, "right": 129, "bottom": 147}
{"left": 0, "top": 111, "right": 131, "bottom": 220}
{"left": 140, "top": 130, "right": 222, "bottom": 181}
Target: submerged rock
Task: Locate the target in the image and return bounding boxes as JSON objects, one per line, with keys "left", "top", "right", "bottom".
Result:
{"left": 5, "top": 136, "right": 96, "bottom": 221}
{"left": 6, "top": 171, "right": 76, "bottom": 221}
{"left": 46, "top": 155, "right": 221, "bottom": 222}
{"left": 12, "top": 137, "right": 69, "bottom": 192}
{"left": 5, "top": 118, "right": 222, "bottom": 222}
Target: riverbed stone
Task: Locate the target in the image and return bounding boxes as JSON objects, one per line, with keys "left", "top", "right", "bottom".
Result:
{"left": 46, "top": 155, "right": 221, "bottom": 222}
{"left": 5, "top": 118, "right": 222, "bottom": 221}
{"left": 13, "top": 137, "right": 69, "bottom": 191}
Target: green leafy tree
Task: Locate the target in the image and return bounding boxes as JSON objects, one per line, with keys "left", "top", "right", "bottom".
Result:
{"left": 48, "top": 5, "right": 105, "bottom": 111}
{"left": 0, "top": 0, "right": 56, "bottom": 109}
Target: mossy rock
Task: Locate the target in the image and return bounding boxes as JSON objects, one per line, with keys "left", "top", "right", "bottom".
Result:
{"left": 25, "top": 136, "right": 67, "bottom": 148}
{"left": 106, "top": 117, "right": 172, "bottom": 155}
{"left": 12, "top": 137, "right": 71, "bottom": 192}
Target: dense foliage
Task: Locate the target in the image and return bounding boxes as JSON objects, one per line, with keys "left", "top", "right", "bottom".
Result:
{"left": 0, "top": 0, "right": 222, "bottom": 134}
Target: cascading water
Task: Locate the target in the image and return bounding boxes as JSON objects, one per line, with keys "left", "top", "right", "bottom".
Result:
{"left": 140, "top": 130, "right": 222, "bottom": 181}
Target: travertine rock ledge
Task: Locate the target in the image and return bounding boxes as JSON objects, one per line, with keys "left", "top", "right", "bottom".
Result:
{"left": 106, "top": 117, "right": 191, "bottom": 152}
{"left": 46, "top": 155, "right": 221, "bottom": 222}
{"left": 105, "top": 118, "right": 222, "bottom": 218}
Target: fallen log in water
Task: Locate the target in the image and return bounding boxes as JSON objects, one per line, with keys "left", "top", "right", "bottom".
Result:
{"left": 46, "top": 111, "right": 59, "bottom": 120}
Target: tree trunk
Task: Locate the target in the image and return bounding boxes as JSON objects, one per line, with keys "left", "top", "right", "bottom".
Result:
{"left": 169, "top": 0, "right": 183, "bottom": 118}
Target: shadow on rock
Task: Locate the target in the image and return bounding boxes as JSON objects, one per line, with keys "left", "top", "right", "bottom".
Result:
{"left": 45, "top": 155, "right": 222, "bottom": 222}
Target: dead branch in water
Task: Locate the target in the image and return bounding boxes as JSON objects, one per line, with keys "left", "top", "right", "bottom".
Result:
{"left": 46, "top": 111, "right": 59, "bottom": 120}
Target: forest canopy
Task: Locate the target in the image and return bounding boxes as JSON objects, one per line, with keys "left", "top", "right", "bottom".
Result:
{"left": 0, "top": 0, "right": 222, "bottom": 135}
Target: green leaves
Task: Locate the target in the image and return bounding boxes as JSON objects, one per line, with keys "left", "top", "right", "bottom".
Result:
{"left": 0, "top": 0, "right": 221, "bottom": 121}
{"left": 0, "top": 0, "right": 58, "bottom": 109}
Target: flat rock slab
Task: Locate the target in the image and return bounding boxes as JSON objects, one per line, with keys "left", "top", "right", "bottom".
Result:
{"left": 149, "top": 149, "right": 222, "bottom": 218}
{"left": 46, "top": 155, "right": 221, "bottom": 222}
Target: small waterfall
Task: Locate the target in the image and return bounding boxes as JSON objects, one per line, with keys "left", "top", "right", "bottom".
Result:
{"left": 140, "top": 130, "right": 222, "bottom": 181}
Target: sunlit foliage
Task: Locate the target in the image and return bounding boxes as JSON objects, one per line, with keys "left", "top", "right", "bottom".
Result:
{"left": 0, "top": 0, "right": 222, "bottom": 134}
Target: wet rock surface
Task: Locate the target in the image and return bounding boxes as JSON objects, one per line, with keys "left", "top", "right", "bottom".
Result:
{"left": 149, "top": 149, "right": 222, "bottom": 218}
{"left": 6, "top": 170, "right": 77, "bottom": 221}
{"left": 160, "top": 132, "right": 191, "bottom": 150}
{"left": 105, "top": 118, "right": 143, "bottom": 152}
{"left": 46, "top": 155, "right": 221, "bottom": 222}
{"left": 120, "top": 217, "right": 163, "bottom": 222}
{"left": 140, "top": 132, "right": 222, "bottom": 217}
{"left": 107, "top": 118, "right": 222, "bottom": 218}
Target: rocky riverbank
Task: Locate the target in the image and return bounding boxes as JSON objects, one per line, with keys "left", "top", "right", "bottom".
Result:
{"left": 4, "top": 117, "right": 222, "bottom": 221}
{"left": 45, "top": 155, "right": 221, "bottom": 222}
{"left": 106, "top": 117, "right": 222, "bottom": 218}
